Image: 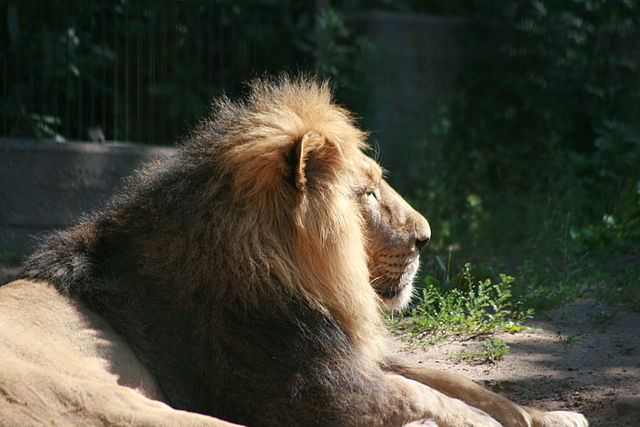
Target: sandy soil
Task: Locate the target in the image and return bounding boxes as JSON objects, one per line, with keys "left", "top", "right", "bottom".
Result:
{"left": 390, "top": 301, "right": 640, "bottom": 426}
{"left": 2, "top": 263, "right": 638, "bottom": 426}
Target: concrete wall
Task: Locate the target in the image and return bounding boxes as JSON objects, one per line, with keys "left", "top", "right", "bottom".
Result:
{"left": 346, "top": 11, "right": 468, "bottom": 159}
{"left": 345, "top": 11, "right": 502, "bottom": 171}
{"left": 0, "top": 139, "right": 175, "bottom": 259}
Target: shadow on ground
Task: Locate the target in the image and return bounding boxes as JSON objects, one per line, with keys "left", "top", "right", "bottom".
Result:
{"left": 391, "top": 300, "right": 640, "bottom": 426}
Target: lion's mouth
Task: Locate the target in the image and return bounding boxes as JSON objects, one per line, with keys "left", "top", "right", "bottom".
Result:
{"left": 379, "top": 289, "right": 400, "bottom": 300}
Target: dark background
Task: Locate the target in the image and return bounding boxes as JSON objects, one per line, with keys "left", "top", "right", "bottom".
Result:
{"left": 2, "top": 0, "right": 639, "bottom": 310}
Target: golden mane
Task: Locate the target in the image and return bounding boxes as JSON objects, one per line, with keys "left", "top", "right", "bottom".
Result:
{"left": 168, "top": 76, "right": 384, "bottom": 360}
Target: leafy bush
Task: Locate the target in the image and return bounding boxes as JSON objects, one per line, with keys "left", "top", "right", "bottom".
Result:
{"left": 394, "top": 264, "right": 532, "bottom": 345}
{"left": 384, "top": 0, "right": 640, "bottom": 310}
{"left": 1, "top": 1, "right": 315, "bottom": 143}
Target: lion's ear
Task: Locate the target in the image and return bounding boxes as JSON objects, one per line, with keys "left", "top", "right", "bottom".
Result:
{"left": 294, "top": 130, "right": 326, "bottom": 192}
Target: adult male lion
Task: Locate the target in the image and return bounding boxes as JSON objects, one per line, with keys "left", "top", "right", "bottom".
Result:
{"left": 0, "top": 76, "right": 587, "bottom": 426}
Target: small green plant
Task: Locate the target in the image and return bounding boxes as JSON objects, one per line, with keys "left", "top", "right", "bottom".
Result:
{"left": 557, "top": 331, "right": 583, "bottom": 345}
{"left": 400, "top": 263, "right": 532, "bottom": 345}
{"left": 483, "top": 338, "right": 511, "bottom": 362}
{"left": 458, "top": 338, "right": 511, "bottom": 364}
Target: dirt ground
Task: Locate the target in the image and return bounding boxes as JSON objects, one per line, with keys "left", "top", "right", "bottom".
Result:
{"left": 2, "top": 263, "right": 639, "bottom": 426}
{"left": 390, "top": 300, "right": 640, "bottom": 426}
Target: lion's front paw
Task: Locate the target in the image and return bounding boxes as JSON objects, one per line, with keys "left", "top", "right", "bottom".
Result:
{"left": 532, "top": 410, "right": 588, "bottom": 427}
{"left": 436, "top": 402, "right": 502, "bottom": 427}
{"left": 403, "top": 419, "right": 438, "bottom": 427}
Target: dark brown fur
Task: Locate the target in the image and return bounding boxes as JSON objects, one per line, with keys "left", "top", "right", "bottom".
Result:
{"left": 21, "top": 77, "right": 410, "bottom": 426}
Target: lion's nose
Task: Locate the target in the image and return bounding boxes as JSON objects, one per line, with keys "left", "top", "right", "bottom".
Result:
{"left": 414, "top": 216, "right": 431, "bottom": 252}
{"left": 415, "top": 236, "right": 430, "bottom": 252}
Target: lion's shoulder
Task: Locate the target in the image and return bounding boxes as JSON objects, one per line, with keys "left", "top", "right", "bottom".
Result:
{"left": 0, "top": 279, "right": 240, "bottom": 425}
{"left": 0, "top": 279, "right": 163, "bottom": 398}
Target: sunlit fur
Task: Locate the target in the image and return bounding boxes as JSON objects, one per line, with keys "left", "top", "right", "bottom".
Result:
{"left": 14, "top": 75, "right": 412, "bottom": 426}
{"left": 188, "top": 75, "right": 387, "bottom": 362}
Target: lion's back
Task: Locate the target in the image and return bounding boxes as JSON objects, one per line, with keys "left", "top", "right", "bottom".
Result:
{"left": 0, "top": 279, "right": 167, "bottom": 424}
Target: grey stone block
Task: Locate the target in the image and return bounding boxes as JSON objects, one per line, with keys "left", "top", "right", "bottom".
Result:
{"left": 0, "top": 138, "right": 176, "bottom": 258}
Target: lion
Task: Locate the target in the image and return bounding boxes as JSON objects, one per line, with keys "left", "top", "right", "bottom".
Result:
{"left": 0, "top": 76, "right": 587, "bottom": 426}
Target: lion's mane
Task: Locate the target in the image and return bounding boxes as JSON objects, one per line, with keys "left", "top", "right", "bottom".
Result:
{"left": 23, "top": 76, "right": 389, "bottom": 425}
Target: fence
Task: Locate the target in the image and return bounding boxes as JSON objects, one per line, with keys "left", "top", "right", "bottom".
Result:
{"left": 2, "top": 0, "right": 311, "bottom": 145}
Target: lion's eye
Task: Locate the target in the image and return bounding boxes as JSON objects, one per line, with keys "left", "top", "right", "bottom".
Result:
{"left": 366, "top": 189, "right": 378, "bottom": 201}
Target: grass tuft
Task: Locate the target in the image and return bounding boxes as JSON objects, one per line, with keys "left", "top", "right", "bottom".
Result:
{"left": 458, "top": 338, "right": 511, "bottom": 364}
{"left": 390, "top": 263, "right": 532, "bottom": 345}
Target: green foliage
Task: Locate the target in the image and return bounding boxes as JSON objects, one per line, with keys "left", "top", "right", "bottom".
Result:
{"left": 444, "top": 1, "right": 640, "bottom": 252}
{"left": 300, "top": 7, "right": 376, "bottom": 114}
{"left": 0, "top": 1, "right": 313, "bottom": 143}
{"left": 482, "top": 338, "right": 510, "bottom": 362}
{"left": 398, "top": 264, "right": 532, "bottom": 345}
{"left": 1, "top": 1, "right": 375, "bottom": 145}
{"left": 458, "top": 338, "right": 511, "bottom": 364}
{"left": 381, "top": 0, "right": 640, "bottom": 311}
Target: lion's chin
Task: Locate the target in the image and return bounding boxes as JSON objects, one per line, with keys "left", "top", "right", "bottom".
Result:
{"left": 380, "top": 283, "right": 414, "bottom": 311}
{"left": 380, "top": 257, "right": 420, "bottom": 311}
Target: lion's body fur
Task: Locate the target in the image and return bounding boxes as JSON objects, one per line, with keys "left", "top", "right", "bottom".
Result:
{"left": 0, "top": 279, "right": 236, "bottom": 426}
{"left": 1, "top": 76, "right": 588, "bottom": 426}
{"left": 18, "top": 77, "right": 397, "bottom": 425}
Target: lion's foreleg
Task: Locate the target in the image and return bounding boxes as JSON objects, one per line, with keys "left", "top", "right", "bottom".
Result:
{"left": 389, "top": 362, "right": 588, "bottom": 427}
{"left": 383, "top": 374, "right": 501, "bottom": 427}
{"left": 388, "top": 362, "right": 533, "bottom": 427}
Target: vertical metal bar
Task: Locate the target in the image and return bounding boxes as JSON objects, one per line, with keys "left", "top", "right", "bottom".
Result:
{"left": 161, "top": 4, "right": 166, "bottom": 144}
{"left": 65, "top": 2, "right": 71, "bottom": 139}
{"left": 149, "top": 4, "right": 154, "bottom": 144}
{"left": 76, "top": 8, "right": 82, "bottom": 141}
{"left": 137, "top": 1, "right": 142, "bottom": 143}
{"left": 208, "top": 1, "right": 214, "bottom": 93}
{"left": 218, "top": 2, "right": 224, "bottom": 91}
{"left": 89, "top": 3, "right": 96, "bottom": 141}
{"left": 124, "top": 3, "right": 130, "bottom": 141}
{"left": 113, "top": 3, "right": 119, "bottom": 141}
{"left": 101, "top": 2, "right": 107, "bottom": 140}
{"left": 54, "top": 0, "right": 59, "bottom": 140}
{"left": 41, "top": 0, "right": 46, "bottom": 138}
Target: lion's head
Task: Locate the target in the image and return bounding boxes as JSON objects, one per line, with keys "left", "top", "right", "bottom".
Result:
{"left": 183, "top": 76, "right": 431, "bottom": 347}
{"left": 359, "top": 167, "right": 431, "bottom": 310}
{"left": 197, "top": 77, "right": 430, "bottom": 303}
